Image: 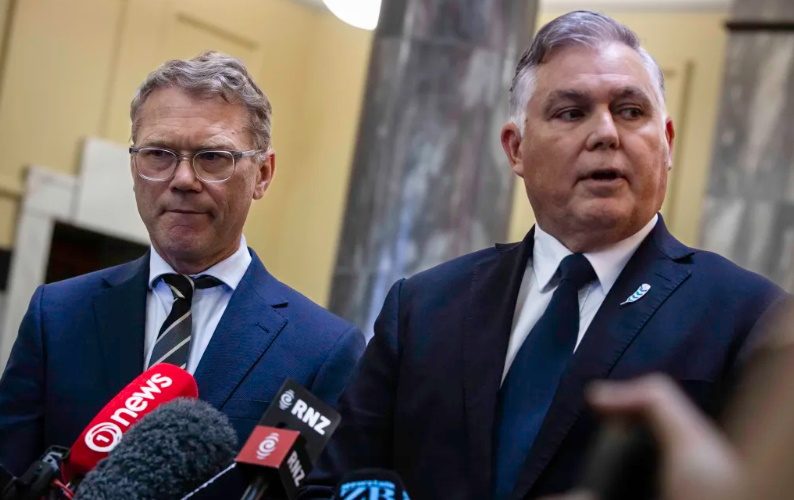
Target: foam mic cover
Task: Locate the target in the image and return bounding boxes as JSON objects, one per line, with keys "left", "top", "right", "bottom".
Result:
{"left": 73, "top": 398, "right": 237, "bottom": 500}
{"left": 62, "top": 363, "right": 198, "bottom": 483}
{"left": 332, "top": 469, "right": 411, "bottom": 500}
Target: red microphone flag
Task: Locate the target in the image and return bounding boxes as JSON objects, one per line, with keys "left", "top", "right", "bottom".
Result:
{"left": 61, "top": 363, "right": 198, "bottom": 482}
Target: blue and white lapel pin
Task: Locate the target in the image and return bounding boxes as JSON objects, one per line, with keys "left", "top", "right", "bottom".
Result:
{"left": 621, "top": 283, "right": 651, "bottom": 306}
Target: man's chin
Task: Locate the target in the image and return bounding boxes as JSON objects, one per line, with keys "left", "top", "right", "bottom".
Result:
{"left": 574, "top": 204, "right": 630, "bottom": 229}
{"left": 153, "top": 236, "right": 208, "bottom": 261}
{"left": 561, "top": 205, "right": 649, "bottom": 245}
{"left": 572, "top": 205, "right": 657, "bottom": 242}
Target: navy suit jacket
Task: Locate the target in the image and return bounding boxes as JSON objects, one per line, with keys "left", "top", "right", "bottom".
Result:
{"left": 303, "top": 218, "right": 784, "bottom": 500}
{"left": 0, "top": 249, "right": 365, "bottom": 478}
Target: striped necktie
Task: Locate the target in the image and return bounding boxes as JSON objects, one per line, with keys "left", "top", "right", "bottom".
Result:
{"left": 148, "top": 274, "right": 223, "bottom": 370}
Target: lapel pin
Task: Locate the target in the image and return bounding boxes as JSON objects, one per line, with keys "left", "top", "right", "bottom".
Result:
{"left": 621, "top": 283, "right": 651, "bottom": 306}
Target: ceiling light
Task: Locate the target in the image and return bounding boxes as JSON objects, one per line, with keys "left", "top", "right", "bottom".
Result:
{"left": 322, "top": 0, "right": 381, "bottom": 30}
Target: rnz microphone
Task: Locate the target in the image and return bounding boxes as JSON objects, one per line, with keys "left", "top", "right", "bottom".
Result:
{"left": 235, "top": 379, "right": 342, "bottom": 500}
{"left": 61, "top": 363, "right": 198, "bottom": 484}
{"left": 333, "top": 469, "right": 412, "bottom": 500}
{"left": 73, "top": 398, "right": 238, "bottom": 500}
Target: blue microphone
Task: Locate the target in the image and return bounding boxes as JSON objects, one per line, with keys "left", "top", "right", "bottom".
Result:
{"left": 333, "top": 469, "right": 411, "bottom": 500}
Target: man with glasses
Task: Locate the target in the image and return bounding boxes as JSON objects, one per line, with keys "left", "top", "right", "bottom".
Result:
{"left": 0, "top": 52, "right": 365, "bottom": 483}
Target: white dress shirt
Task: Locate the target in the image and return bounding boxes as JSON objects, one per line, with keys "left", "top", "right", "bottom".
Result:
{"left": 502, "top": 215, "right": 658, "bottom": 381}
{"left": 143, "top": 235, "right": 252, "bottom": 374}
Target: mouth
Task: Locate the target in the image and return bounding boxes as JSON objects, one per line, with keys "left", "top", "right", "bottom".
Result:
{"left": 581, "top": 169, "right": 626, "bottom": 183}
{"left": 165, "top": 209, "right": 207, "bottom": 216}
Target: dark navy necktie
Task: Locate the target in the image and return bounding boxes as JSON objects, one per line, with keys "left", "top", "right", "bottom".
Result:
{"left": 493, "top": 253, "right": 596, "bottom": 499}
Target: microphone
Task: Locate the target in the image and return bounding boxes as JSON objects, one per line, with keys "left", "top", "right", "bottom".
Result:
{"left": 73, "top": 398, "right": 238, "bottom": 500}
{"left": 1, "top": 446, "right": 70, "bottom": 500}
{"left": 61, "top": 363, "right": 198, "bottom": 484}
{"left": 235, "top": 379, "right": 342, "bottom": 500}
{"left": 332, "top": 469, "right": 412, "bottom": 500}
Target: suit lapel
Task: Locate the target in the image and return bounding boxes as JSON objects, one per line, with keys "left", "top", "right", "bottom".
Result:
{"left": 511, "top": 218, "right": 694, "bottom": 499}
{"left": 462, "top": 230, "right": 534, "bottom": 498}
{"left": 193, "top": 250, "right": 288, "bottom": 409}
{"left": 92, "top": 253, "right": 149, "bottom": 395}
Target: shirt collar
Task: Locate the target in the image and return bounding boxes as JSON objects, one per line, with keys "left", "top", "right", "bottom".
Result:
{"left": 148, "top": 235, "right": 252, "bottom": 291}
{"left": 532, "top": 214, "right": 658, "bottom": 294}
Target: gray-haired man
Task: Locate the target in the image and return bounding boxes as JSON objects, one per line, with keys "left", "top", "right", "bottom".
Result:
{"left": 0, "top": 52, "right": 365, "bottom": 482}
{"left": 301, "top": 11, "right": 783, "bottom": 500}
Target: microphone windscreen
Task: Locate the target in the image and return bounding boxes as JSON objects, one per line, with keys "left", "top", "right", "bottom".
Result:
{"left": 73, "top": 398, "right": 237, "bottom": 500}
{"left": 333, "top": 469, "right": 411, "bottom": 500}
{"left": 63, "top": 363, "right": 198, "bottom": 482}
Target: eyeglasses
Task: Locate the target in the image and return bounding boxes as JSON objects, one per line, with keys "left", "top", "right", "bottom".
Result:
{"left": 129, "top": 147, "right": 263, "bottom": 183}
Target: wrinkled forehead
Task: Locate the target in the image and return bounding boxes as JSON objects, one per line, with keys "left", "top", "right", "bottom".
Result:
{"left": 133, "top": 87, "right": 253, "bottom": 148}
{"left": 138, "top": 87, "right": 241, "bottom": 117}
{"left": 135, "top": 87, "right": 249, "bottom": 128}
{"left": 530, "top": 42, "right": 661, "bottom": 110}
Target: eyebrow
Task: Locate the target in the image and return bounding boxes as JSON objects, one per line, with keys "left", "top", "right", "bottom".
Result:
{"left": 542, "top": 86, "right": 654, "bottom": 115}
{"left": 542, "top": 89, "right": 589, "bottom": 115}
{"left": 609, "top": 86, "right": 653, "bottom": 105}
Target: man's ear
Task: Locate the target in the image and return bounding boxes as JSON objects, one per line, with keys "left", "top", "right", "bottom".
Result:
{"left": 665, "top": 117, "right": 675, "bottom": 170}
{"left": 253, "top": 150, "right": 275, "bottom": 200}
{"left": 501, "top": 122, "right": 526, "bottom": 178}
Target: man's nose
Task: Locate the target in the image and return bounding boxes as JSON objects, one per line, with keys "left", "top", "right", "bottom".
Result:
{"left": 170, "top": 156, "right": 202, "bottom": 191}
{"left": 586, "top": 111, "right": 620, "bottom": 151}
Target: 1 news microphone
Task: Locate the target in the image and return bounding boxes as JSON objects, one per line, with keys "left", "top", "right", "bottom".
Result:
{"left": 73, "top": 398, "right": 238, "bottom": 500}
{"left": 61, "top": 363, "right": 198, "bottom": 486}
{"left": 332, "top": 469, "right": 412, "bottom": 500}
{"left": 235, "top": 379, "right": 342, "bottom": 500}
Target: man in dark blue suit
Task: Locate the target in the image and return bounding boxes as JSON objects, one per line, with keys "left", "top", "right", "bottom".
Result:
{"left": 0, "top": 51, "right": 365, "bottom": 478}
{"left": 302, "top": 11, "right": 784, "bottom": 500}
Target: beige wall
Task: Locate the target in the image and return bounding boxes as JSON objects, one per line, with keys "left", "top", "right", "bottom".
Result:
{"left": 0, "top": 0, "right": 371, "bottom": 305}
{"left": 508, "top": 10, "right": 729, "bottom": 245}
{"left": 0, "top": 2, "right": 726, "bottom": 307}
{"left": 259, "top": 14, "right": 371, "bottom": 305}
{"left": 0, "top": 0, "right": 126, "bottom": 245}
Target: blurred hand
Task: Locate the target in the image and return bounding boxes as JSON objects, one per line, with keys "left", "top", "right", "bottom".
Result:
{"left": 542, "top": 374, "right": 744, "bottom": 500}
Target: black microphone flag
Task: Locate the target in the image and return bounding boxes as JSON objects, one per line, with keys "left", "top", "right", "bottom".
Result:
{"left": 236, "top": 379, "right": 342, "bottom": 500}
{"left": 255, "top": 379, "right": 342, "bottom": 461}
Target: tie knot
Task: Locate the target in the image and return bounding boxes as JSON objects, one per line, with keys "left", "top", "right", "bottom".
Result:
{"left": 558, "top": 253, "right": 596, "bottom": 290}
{"left": 161, "top": 274, "right": 223, "bottom": 301}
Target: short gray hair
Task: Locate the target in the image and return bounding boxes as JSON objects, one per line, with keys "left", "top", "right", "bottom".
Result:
{"left": 509, "top": 11, "right": 665, "bottom": 133}
{"left": 130, "top": 51, "right": 272, "bottom": 155}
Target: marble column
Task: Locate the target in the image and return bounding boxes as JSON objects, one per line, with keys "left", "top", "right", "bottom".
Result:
{"left": 699, "top": 0, "right": 794, "bottom": 290}
{"left": 328, "top": 0, "right": 537, "bottom": 333}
